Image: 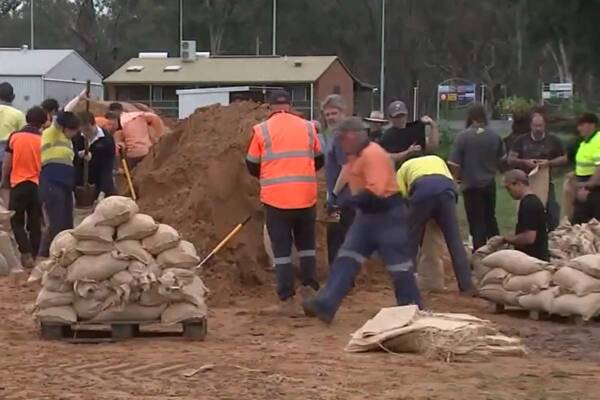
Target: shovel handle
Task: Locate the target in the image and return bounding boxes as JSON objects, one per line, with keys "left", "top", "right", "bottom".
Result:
{"left": 121, "top": 158, "right": 137, "bottom": 201}
{"left": 196, "top": 216, "right": 252, "bottom": 269}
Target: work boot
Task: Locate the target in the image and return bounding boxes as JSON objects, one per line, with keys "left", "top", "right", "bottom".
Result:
{"left": 21, "top": 253, "right": 34, "bottom": 269}
{"left": 302, "top": 297, "right": 334, "bottom": 324}
{"left": 260, "top": 298, "right": 302, "bottom": 318}
{"left": 297, "top": 285, "right": 317, "bottom": 302}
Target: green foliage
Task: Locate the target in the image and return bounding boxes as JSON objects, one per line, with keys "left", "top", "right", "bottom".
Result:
{"left": 557, "top": 97, "right": 589, "bottom": 116}
{"left": 496, "top": 96, "right": 536, "bottom": 116}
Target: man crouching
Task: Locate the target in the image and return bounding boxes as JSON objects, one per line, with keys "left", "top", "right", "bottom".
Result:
{"left": 303, "top": 117, "right": 422, "bottom": 323}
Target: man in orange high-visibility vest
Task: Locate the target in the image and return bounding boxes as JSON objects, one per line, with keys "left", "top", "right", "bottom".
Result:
{"left": 246, "top": 90, "right": 324, "bottom": 316}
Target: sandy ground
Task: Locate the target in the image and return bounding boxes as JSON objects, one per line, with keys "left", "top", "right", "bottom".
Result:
{"left": 1, "top": 270, "right": 600, "bottom": 400}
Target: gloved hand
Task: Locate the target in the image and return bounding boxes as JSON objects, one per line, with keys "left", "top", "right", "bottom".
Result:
{"left": 326, "top": 193, "right": 338, "bottom": 215}
{"left": 78, "top": 150, "right": 92, "bottom": 162}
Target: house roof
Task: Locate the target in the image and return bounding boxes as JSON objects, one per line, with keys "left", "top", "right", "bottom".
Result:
{"left": 0, "top": 49, "right": 75, "bottom": 76}
{"left": 104, "top": 55, "right": 371, "bottom": 86}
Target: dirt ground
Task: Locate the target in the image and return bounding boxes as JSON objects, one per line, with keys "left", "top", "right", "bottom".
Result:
{"left": 1, "top": 269, "right": 600, "bottom": 400}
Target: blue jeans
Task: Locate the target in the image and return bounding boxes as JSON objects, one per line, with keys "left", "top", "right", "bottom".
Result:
{"left": 39, "top": 180, "right": 74, "bottom": 257}
{"left": 408, "top": 191, "right": 474, "bottom": 293}
{"left": 312, "top": 203, "right": 421, "bottom": 319}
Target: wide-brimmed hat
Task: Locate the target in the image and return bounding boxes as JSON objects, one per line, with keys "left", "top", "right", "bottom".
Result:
{"left": 363, "top": 110, "right": 388, "bottom": 123}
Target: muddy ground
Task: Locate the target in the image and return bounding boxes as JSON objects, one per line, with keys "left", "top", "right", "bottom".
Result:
{"left": 1, "top": 270, "right": 599, "bottom": 400}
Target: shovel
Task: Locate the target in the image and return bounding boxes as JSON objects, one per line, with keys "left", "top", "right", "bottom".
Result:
{"left": 74, "top": 80, "right": 97, "bottom": 207}
{"left": 195, "top": 215, "right": 252, "bottom": 270}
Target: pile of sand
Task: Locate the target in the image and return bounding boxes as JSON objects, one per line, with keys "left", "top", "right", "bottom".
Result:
{"left": 132, "top": 102, "right": 272, "bottom": 297}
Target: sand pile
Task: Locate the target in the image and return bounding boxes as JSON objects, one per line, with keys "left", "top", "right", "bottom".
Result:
{"left": 132, "top": 102, "right": 272, "bottom": 295}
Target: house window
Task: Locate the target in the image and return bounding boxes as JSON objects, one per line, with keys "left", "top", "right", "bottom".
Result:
{"left": 152, "top": 86, "right": 163, "bottom": 101}
{"left": 291, "top": 86, "right": 308, "bottom": 102}
{"left": 333, "top": 85, "right": 341, "bottom": 94}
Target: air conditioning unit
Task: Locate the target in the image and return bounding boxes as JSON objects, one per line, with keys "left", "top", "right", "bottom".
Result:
{"left": 181, "top": 40, "right": 197, "bottom": 62}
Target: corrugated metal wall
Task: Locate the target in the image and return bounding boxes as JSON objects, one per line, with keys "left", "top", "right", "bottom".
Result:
{"left": 0, "top": 76, "right": 44, "bottom": 111}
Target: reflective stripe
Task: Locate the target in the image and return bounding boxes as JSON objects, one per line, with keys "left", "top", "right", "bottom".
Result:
{"left": 41, "top": 142, "right": 72, "bottom": 152}
{"left": 273, "top": 256, "right": 292, "bottom": 265}
{"left": 42, "top": 158, "right": 73, "bottom": 167}
{"left": 259, "top": 120, "right": 315, "bottom": 160}
{"left": 387, "top": 261, "right": 414, "bottom": 273}
{"left": 263, "top": 150, "right": 314, "bottom": 161}
{"left": 259, "top": 123, "right": 273, "bottom": 153}
{"left": 577, "top": 161, "right": 598, "bottom": 168}
{"left": 337, "top": 250, "right": 366, "bottom": 264}
{"left": 297, "top": 249, "right": 316, "bottom": 258}
{"left": 260, "top": 175, "right": 317, "bottom": 186}
{"left": 246, "top": 154, "right": 260, "bottom": 163}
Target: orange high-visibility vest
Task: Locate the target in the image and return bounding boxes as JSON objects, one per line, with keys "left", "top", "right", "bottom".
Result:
{"left": 247, "top": 112, "right": 321, "bottom": 209}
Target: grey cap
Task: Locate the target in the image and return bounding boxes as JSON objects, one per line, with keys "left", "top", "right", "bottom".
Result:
{"left": 388, "top": 100, "right": 408, "bottom": 117}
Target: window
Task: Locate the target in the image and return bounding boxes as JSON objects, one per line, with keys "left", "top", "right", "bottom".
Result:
{"left": 333, "top": 85, "right": 341, "bottom": 94}
{"left": 126, "top": 65, "right": 144, "bottom": 72}
{"left": 152, "top": 86, "right": 163, "bottom": 101}
{"left": 291, "top": 86, "right": 308, "bottom": 102}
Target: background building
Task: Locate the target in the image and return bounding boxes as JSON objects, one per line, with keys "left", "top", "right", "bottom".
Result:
{"left": 0, "top": 48, "right": 103, "bottom": 111}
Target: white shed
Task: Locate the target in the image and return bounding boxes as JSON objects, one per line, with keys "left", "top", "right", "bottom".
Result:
{"left": 0, "top": 48, "right": 103, "bottom": 112}
{"left": 176, "top": 86, "right": 273, "bottom": 119}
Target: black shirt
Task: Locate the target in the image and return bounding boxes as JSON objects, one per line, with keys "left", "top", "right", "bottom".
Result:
{"left": 379, "top": 121, "right": 426, "bottom": 153}
{"left": 510, "top": 133, "right": 564, "bottom": 171}
{"left": 515, "top": 193, "right": 549, "bottom": 261}
{"left": 72, "top": 128, "right": 116, "bottom": 195}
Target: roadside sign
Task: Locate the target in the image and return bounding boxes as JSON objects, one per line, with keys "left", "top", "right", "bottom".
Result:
{"left": 542, "top": 82, "right": 573, "bottom": 101}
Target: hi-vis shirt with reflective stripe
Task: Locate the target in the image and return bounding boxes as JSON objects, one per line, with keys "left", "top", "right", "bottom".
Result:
{"left": 247, "top": 112, "right": 322, "bottom": 209}
{"left": 575, "top": 130, "right": 600, "bottom": 178}
{"left": 41, "top": 125, "right": 74, "bottom": 167}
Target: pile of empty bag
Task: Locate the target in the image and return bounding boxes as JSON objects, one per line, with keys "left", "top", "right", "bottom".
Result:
{"left": 477, "top": 249, "right": 600, "bottom": 321}
{"left": 549, "top": 219, "right": 600, "bottom": 260}
{"left": 31, "top": 196, "right": 209, "bottom": 326}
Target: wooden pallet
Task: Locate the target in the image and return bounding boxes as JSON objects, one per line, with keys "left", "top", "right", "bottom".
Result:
{"left": 40, "top": 317, "right": 207, "bottom": 343}
{"left": 490, "top": 302, "right": 591, "bottom": 325}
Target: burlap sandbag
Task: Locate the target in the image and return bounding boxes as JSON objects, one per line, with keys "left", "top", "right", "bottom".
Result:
{"left": 115, "top": 240, "right": 154, "bottom": 264}
{"left": 41, "top": 270, "right": 72, "bottom": 293}
{"left": 0, "top": 254, "right": 8, "bottom": 276}
{"left": 156, "top": 240, "right": 200, "bottom": 269}
{"left": 110, "top": 270, "right": 135, "bottom": 287}
{"left": 551, "top": 293, "right": 600, "bottom": 320}
{"left": 570, "top": 255, "right": 600, "bottom": 279}
{"left": 503, "top": 270, "right": 552, "bottom": 294}
{"left": 161, "top": 302, "right": 207, "bottom": 325}
{"left": 91, "top": 303, "right": 166, "bottom": 322}
{"left": 142, "top": 224, "right": 180, "bottom": 255}
{"left": 0, "top": 231, "right": 22, "bottom": 271}
{"left": 158, "top": 274, "right": 208, "bottom": 307}
{"left": 35, "top": 288, "right": 74, "bottom": 309}
{"left": 49, "top": 230, "right": 80, "bottom": 267}
{"left": 553, "top": 266, "right": 600, "bottom": 297}
{"left": 158, "top": 268, "right": 196, "bottom": 287}
{"left": 72, "top": 215, "right": 115, "bottom": 243}
{"left": 35, "top": 305, "right": 77, "bottom": 324}
{"left": 75, "top": 240, "right": 114, "bottom": 255}
{"left": 139, "top": 284, "right": 170, "bottom": 306}
{"left": 27, "top": 259, "right": 56, "bottom": 284}
{"left": 416, "top": 221, "right": 448, "bottom": 292}
{"left": 562, "top": 173, "right": 576, "bottom": 221}
{"left": 94, "top": 196, "right": 139, "bottom": 227}
{"left": 128, "top": 260, "right": 160, "bottom": 291}
{"left": 116, "top": 214, "right": 158, "bottom": 241}
{"left": 73, "top": 280, "right": 113, "bottom": 300}
{"left": 479, "top": 284, "right": 520, "bottom": 306}
{"left": 73, "top": 296, "right": 105, "bottom": 320}
{"left": 518, "top": 287, "right": 559, "bottom": 312}
{"left": 66, "top": 252, "right": 129, "bottom": 282}
{"left": 480, "top": 268, "right": 509, "bottom": 286}
{"left": 471, "top": 238, "right": 508, "bottom": 283}
{"left": 482, "top": 250, "right": 547, "bottom": 275}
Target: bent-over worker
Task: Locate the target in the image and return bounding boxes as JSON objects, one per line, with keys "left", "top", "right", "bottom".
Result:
{"left": 303, "top": 117, "right": 421, "bottom": 324}
{"left": 114, "top": 110, "right": 164, "bottom": 169}
{"left": 396, "top": 155, "right": 476, "bottom": 295}
{"left": 2, "top": 106, "right": 47, "bottom": 268}
{"left": 38, "top": 111, "right": 81, "bottom": 258}
{"left": 572, "top": 113, "right": 600, "bottom": 224}
{"left": 502, "top": 169, "right": 549, "bottom": 261}
{"left": 246, "top": 89, "right": 324, "bottom": 316}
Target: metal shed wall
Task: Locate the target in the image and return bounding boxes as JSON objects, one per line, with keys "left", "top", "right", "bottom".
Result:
{"left": 0, "top": 76, "right": 43, "bottom": 111}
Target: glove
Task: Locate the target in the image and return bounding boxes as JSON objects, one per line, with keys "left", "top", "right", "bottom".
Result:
{"left": 78, "top": 150, "right": 92, "bottom": 162}
{"left": 326, "top": 193, "right": 339, "bottom": 215}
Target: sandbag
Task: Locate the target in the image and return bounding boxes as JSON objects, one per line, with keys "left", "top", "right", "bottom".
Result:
{"left": 158, "top": 275, "right": 208, "bottom": 307}
{"left": 110, "top": 270, "right": 135, "bottom": 287}
{"left": 72, "top": 215, "right": 115, "bottom": 243}
{"left": 35, "top": 288, "right": 74, "bottom": 309}
{"left": 35, "top": 305, "right": 77, "bottom": 323}
{"left": 73, "top": 296, "right": 105, "bottom": 320}
{"left": 553, "top": 266, "right": 600, "bottom": 297}
{"left": 66, "top": 252, "right": 129, "bottom": 282}
{"left": 471, "top": 238, "right": 508, "bottom": 283}
{"left": 115, "top": 240, "right": 154, "bottom": 264}
{"left": 41, "top": 271, "right": 72, "bottom": 293}
{"left": 139, "top": 284, "right": 170, "bottom": 306}
{"left": 142, "top": 224, "right": 180, "bottom": 255}
{"left": 518, "top": 287, "right": 559, "bottom": 312}
{"left": 0, "top": 254, "right": 8, "bottom": 276}
{"left": 503, "top": 270, "right": 552, "bottom": 294}
{"left": 0, "top": 202, "right": 14, "bottom": 221}
{"left": 482, "top": 250, "right": 547, "bottom": 275}
{"left": 416, "top": 221, "right": 447, "bottom": 292}
{"left": 73, "top": 280, "right": 113, "bottom": 301}
{"left": 75, "top": 240, "right": 114, "bottom": 255}
{"left": 27, "top": 259, "right": 56, "bottom": 284}
{"left": 551, "top": 293, "right": 600, "bottom": 320}
{"left": 570, "top": 255, "right": 600, "bottom": 279}
{"left": 116, "top": 214, "right": 158, "bottom": 241}
{"left": 91, "top": 303, "right": 166, "bottom": 322}
{"left": 161, "top": 302, "right": 207, "bottom": 325}
{"left": 49, "top": 230, "right": 80, "bottom": 266}
{"left": 479, "top": 284, "right": 520, "bottom": 306}
{"left": 0, "top": 231, "right": 22, "bottom": 271}
{"left": 94, "top": 196, "right": 139, "bottom": 227}
{"left": 480, "top": 268, "right": 509, "bottom": 286}
{"left": 156, "top": 240, "right": 199, "bottom": 269}
{"left": 159, "top": 268, "right": 196, "bottom": 287}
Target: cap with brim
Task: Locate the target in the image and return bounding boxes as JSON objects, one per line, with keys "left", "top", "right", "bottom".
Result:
{"left": 388, "top": 100, "right": 408, "bottom": 117}
{"left": 268, "top": 89, "right": 291, "bottom": 105}
{"left": 364, "top": 110, "right": 388, "bottom": 123}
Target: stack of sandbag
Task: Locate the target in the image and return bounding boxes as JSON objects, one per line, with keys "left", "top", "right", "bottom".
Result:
{"left": 470, "top": 237, "right": 509, "bottom": 285}
{"left": 549, "top": 254, "right": 600, "bottom": 321}
{"left": 345, "top": 305, "right": 526, "bottom": 362}
{"left": 478, "top": 250, "right": 552, "bottom": 307}
{"left": 549, "top": 219, "right": 600, "bottom": 260}
{"left": 33, "top": 196, "right": 209, "bottom": 325}
{"left": 0, "top": 200, "right": 22, "bottom": 276}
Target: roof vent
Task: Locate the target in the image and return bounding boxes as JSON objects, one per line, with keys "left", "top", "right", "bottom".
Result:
{"left": 196, "top": 52, "right": 210, "bottom": 58}
{"left": 293, "top": 60, "right": 303, "bottom": 67}
{"left": 138, "top": 52, "right": 168, "bottom": 59}
{"left": 126, "top": 65, "right": 144, "bottom": 72}
{"left": 20, "top": 44, "right": 28, "bottom": 51}
{"left": 164, "top": 65, "right": 181, "bottom": 72}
